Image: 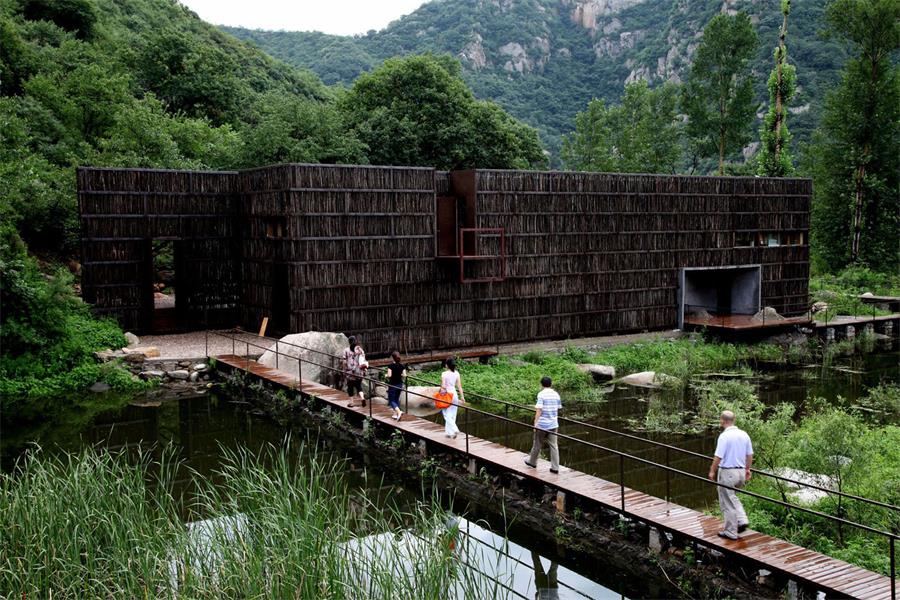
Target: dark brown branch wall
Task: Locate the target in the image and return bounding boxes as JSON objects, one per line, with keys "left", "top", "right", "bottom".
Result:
{"left": 78, "top": 164, "right": 810, "bottom": 353}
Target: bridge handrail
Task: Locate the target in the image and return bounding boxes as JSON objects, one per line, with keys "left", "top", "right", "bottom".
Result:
{"left": 208, "top": 329, "right": 900, "bottom": 515}
{"left": 212, "top": 332, "right": 900, "bottom": 543}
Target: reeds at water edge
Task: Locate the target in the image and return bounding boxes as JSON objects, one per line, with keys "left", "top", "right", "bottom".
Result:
{"left": 0, "top": 440, "right": 513, "bottom": 599}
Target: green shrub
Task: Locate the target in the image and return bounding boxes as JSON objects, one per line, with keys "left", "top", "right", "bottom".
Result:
{"left": 0, "top": 225, "right": 146, "bottom": 416}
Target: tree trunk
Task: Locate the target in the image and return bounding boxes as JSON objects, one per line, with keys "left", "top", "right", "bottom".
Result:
{"left": 850, "top": 54, "right": 879, "bottom": 263}
{"left": 773, "top": 11, "right": 788, "bottom": 163}
{"left": 718, "top": 134, "right": 725, "bottom": 175}
{"left": 851, "top": 160, "right": 867, "bottom": 262}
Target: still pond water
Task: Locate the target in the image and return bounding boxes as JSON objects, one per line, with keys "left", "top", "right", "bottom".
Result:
{"left": 3, "top": 346, "right": 897, "bottom": 599}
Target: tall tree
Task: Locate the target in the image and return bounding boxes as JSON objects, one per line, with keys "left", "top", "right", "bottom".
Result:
{"left": 562, "top": 81, "right": 682, "bottom": 174}
{"left": 810, "top": 0, "right": 899, "bottom": 271}
{"left": 757, "top": 0, "right": 797, "bottom": 177}
{"left": 682, "top": 12, "right": 759, "bottom": 175}
{"left": 340, "top": 54, "right": 545, "bottom": 170}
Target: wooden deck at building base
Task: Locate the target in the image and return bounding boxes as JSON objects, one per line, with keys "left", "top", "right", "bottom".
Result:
{"left": 216, "top": 354, "right": 895, "bottom": 600}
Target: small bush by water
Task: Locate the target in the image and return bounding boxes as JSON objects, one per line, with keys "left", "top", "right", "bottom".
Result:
{"left": 706, "top": 386, "right": 900, "bottom": 576}
{"left": 0, "top": 226, "right": 150, "bottom": 417}
{"left": 0, "top": 443, "right": 511, "bottom": 598}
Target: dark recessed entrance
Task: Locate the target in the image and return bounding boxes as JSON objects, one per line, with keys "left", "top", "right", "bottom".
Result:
{"left": 679, "top": 266, "right": 761, "bottom": 329}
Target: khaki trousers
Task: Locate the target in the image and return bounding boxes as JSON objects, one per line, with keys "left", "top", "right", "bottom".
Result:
{"left": 717, "top": 468, "right": 748, "bottom": 536}
{"left": 528, "top": 428, "right": 559, "bottom": 471}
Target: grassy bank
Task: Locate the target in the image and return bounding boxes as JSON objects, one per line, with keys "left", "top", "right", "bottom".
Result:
{"left": 419, "top": 337, "right": 814, "bottom": 411}
{"left": 0, "top": 443, "right": 510, "bottom": 598}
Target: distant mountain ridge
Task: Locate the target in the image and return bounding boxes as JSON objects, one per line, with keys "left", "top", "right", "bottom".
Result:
{"left": 226, "top": 0, "right": 849, "bottom": 164}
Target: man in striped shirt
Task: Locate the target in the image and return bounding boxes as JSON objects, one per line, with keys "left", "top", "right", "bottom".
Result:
{"left": 524, "top": 376, "right": 562, "bottom": 474}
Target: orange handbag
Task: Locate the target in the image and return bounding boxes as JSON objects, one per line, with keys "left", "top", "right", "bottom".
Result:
{"left": 434, "top": 390, "right": 453, "bottom": 410}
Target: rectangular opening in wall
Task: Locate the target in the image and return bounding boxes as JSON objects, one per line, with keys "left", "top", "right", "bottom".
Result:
{"left": 265, "top": 217, "right": 286, "bottom": 239}
{"left": 150, "top": 239, "right": 180, "bottom": 333}
{"left": 270, "top": 263, "right": 291, "bottom": 335}
{"left": 680, "top": 265, "right": 761, "bottom": 329}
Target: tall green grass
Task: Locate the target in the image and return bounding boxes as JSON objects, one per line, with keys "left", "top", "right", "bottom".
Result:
{"left": 0, "top": 443, "right": 512, "bottom": 599}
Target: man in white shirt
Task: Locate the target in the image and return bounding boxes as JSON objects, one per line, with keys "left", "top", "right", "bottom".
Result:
{"left": 708, "top": 410, "right": 753, "bottom": 540}
{"left": 524, "top": 377, "right": 562, "bottom": 473}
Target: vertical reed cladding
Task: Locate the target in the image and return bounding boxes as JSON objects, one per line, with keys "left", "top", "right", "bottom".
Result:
{"left": 77, "top": 167, "right": 240, "bottom": 333}
{"left": 78, "top": 163, "right": 810, "bottom": 351}
{"left": 431, "top": 170, "right": 811, "bottom": 348}
{"left": 284, "top": 164, "right": 438, "bottom": 353}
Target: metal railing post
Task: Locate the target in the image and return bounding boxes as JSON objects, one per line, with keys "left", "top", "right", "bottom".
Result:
{"left": 891, "top": 536, "right": 895, "bottom": 600}
{"left": 504, "top": 404, "right": 509, "bottom": 448}
{"left": 665, "top": 446, "right": 671, "bottom": 504}
{"left": 205, "top": 328, "right": 209, "bottom": 359}
{"left": 620, "top": 454, "right": 625, "bottom": 512}
{"left": 232, "top": 335, "right": 235, "bottom": 357}
{"left": 465, "top": 403, "right": 469, "bottom": 456}
{"left": 275, "top": 340, "right": 279, "bottom": 370}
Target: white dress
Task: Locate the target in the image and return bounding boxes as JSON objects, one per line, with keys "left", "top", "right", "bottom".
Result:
{"left": 440, "top": 370, "right": 461, "bottom": 437}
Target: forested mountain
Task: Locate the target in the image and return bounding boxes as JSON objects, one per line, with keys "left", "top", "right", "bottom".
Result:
{"left": 1, "top": 0, "right": 542, "bottom": 402}
{"left": 227, "top": 0, "right": 851, "bottom": 160}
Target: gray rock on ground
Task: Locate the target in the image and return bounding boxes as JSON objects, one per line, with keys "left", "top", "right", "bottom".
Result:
{"left": 768, "top": 468, "right": 837, "bottom": 505}
{"left": 751, "top": 306, "right": 786, "bottom": 323}
{"left": 94, "top": 349, "right": 125, "bottom": 362}
{"left": 169, "top": 369, "right": 190, "bottom": 380}
{"left": 89, "top": 382, "right": 111, "bottom": 393}
{"left": 403, "top": 386, "right": 443, "bottom": 417}
{"left": 258, "top": 332, "right": 349, "bottom": 386}
{"left": 139, "top": 370, "right": 166, "bottom": 380}
{"left": 124, "top": 332, "right": 140, "bottom": 347}
{"left": 577, "top": 364, "right": 616, "bottom": 381}
{"left": 123, "top": 346, "right": 161, "bottom": 358}
{"left": 618, "top": 371, "right": 677, "bottom": 388}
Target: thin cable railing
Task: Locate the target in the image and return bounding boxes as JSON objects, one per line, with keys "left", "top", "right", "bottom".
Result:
{"left": 208, "top": 329, "right": 900, "bottom": 515}
{"left": 209, "top": 331, "right": 898, "bottom": 598}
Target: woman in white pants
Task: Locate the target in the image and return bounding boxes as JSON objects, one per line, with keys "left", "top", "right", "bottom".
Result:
{"left": 440, "top": 358, "right": 463, "bottom": 438}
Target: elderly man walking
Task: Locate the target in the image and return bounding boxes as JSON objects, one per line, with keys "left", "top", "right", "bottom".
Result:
{"left": 708, "top": 410, "right": 753, "bottom": 540}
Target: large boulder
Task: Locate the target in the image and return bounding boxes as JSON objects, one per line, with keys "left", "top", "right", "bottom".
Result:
{"left": 577, "top": 364, "right": 616, "bottom": 381}
{"left": 258, "top": 332, "right": 349, "bottom": 386}
{"left": 403, "top": 386, "right": 443, "bottom": 417}
{"left": 618, "top": 371, "right": 677, "bottom": 388}
{"left": 124, "top": 332, "right": 140, "bottom": 347}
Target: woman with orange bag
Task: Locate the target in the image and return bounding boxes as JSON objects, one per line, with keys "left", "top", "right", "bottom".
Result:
{"left": 437, "top": 358, "right": 463, "bottom": 438}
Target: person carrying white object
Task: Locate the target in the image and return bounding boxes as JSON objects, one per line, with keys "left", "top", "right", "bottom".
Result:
{"left": 439, "top": 358, "right": 463, "bottom": 438}
{"left": 343, "top": 335, "right": 368, "bottom": 408}
{"left": 708, "top": 410, "right": 753, "bottom": 540}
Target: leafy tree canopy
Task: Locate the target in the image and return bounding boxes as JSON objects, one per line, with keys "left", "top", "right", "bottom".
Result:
{"left": 562, "top": 80, "right": 681, "bottom": 174}
{"left": 341, "top": 54, "right": 546, "bottom": 170}
{"left": 682, "top": 12, "right": 759, "bottom": 175}
{"left": 809, "top": 0, "right": 899, "bottom": 272}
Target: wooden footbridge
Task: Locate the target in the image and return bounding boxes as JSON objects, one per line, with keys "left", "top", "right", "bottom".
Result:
{"left": 211, "top": 334, "right": 897, "bottom": 600}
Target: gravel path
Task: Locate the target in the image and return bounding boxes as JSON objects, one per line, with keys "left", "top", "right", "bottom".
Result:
{"left": 138, "top": 331, "right": 275, "bottom": 360}
{"left": 137, "top": 329, "right": 682, "bottom": 361}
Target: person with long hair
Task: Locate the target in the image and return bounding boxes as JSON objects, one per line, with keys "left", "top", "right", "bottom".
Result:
{"left": 343, "top": 335, "right": 368, "bottom": 408}
{"left": 385, "top": 350, "right": 406, "bottom": 421}
{"left": 439, "top": 358, "right": 463, "bottom": 438}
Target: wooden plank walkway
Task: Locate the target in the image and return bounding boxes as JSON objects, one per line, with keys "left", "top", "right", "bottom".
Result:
{"left": 216, "top": 354, "right": 895, "bottom": 600}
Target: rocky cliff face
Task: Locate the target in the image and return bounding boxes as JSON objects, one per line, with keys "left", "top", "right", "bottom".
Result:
{"left": 226, "top": 0, "right": 845, "bottom": 160}
{"left": 568, "top": 0, "right": 649, "bottom": 31}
